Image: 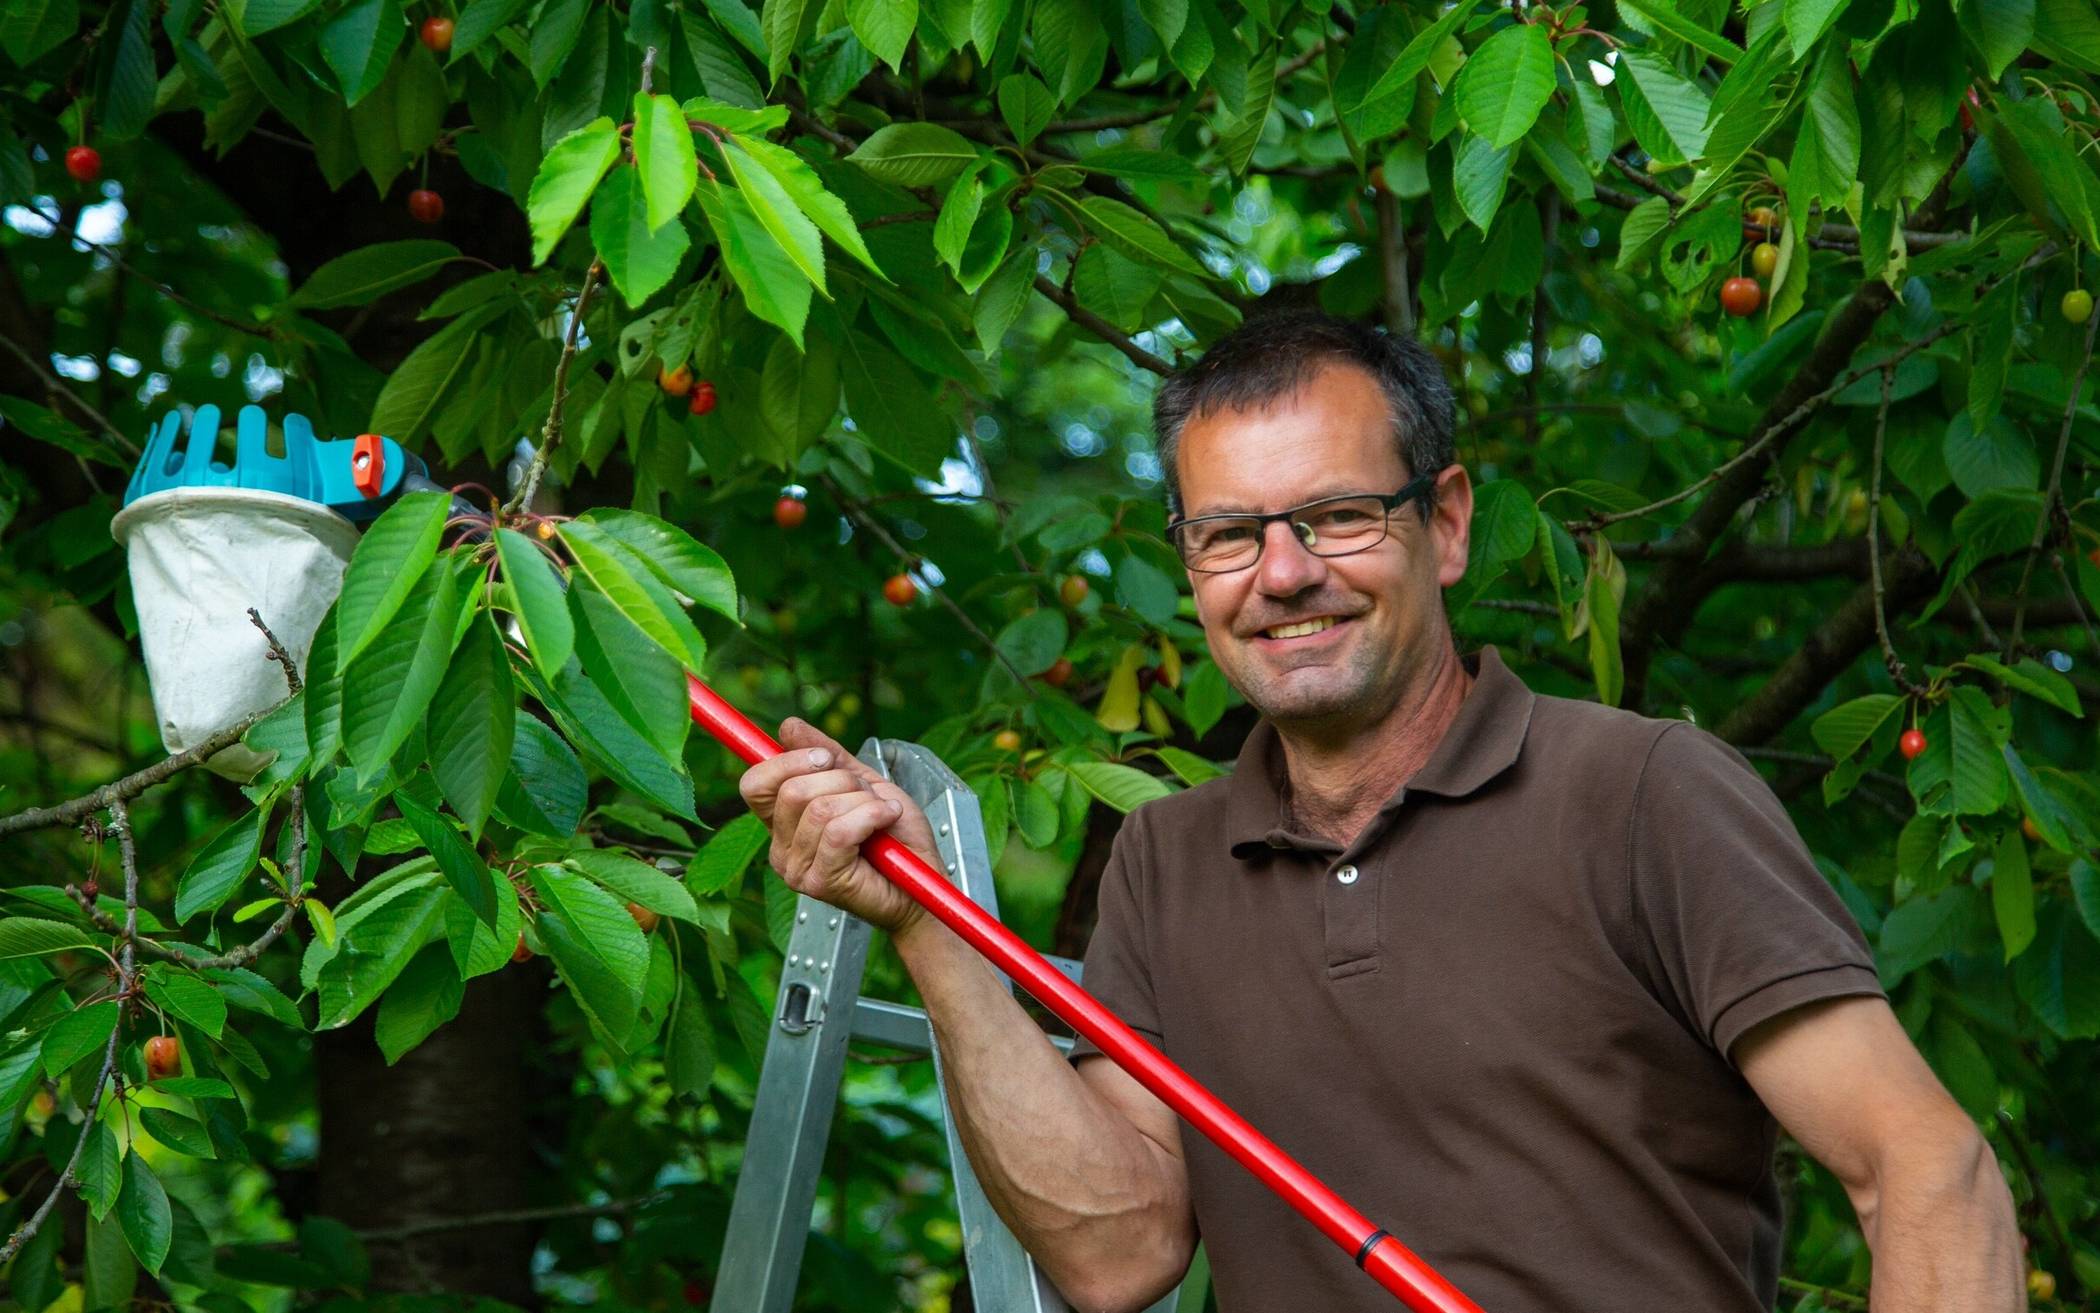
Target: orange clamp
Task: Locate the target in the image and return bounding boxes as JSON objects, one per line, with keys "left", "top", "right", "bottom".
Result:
{"left": 352, "top": 434, "right": 385, "bottom": 499}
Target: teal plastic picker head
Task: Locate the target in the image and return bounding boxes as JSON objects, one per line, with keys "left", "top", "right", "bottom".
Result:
{"left": 122, "top": 403, "right": 423, "bottom": 521}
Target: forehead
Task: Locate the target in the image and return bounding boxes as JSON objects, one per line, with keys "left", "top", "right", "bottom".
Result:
{"left": 1174, "top": 362, "right": 1407, "bottom": 516}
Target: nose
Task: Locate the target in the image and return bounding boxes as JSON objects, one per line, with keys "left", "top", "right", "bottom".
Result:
{"left": 1253, "top": 517, "right": 1327, "bottom": 597}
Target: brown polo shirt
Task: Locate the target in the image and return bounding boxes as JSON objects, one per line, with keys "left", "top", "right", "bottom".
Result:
{"left": 1070, "top": 645, "right": 1882, "bottom": 1312}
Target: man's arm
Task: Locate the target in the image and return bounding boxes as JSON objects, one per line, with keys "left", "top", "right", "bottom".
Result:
{"left": 894, "top": 919, "right": 1198, "bottom": 1310}
{"left": 738, "top": 718, "right": 1196, "bottom": 1311}
{"left": 1736, "top": 996, "right": 2024, "bottom": 1312}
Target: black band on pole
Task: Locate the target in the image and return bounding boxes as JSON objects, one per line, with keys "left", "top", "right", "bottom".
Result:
{"left": 1354, "top": 1229, "right": 1391, "bottom": 1268}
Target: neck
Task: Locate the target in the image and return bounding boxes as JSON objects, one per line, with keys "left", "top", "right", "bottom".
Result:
{"left": 1274, "top": 644, "right": 1474, "bottom": 845}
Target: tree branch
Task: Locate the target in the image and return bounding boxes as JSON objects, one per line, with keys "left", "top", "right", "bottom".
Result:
{"left": 0, "top": 328, "right": 139, "bottom": 459}
{"left": 1375, "top": 188, "right": 1414, "bottom": 335}
{"left": 2004, "top": 301, "right": 2098, "bottom": 659}
{"left": 0, "top": 700, "right": 286, "bottom": 836}
{"left": 1031, "top": 275, "right": 1173, "bottom": 374}
{"left": 505, "top": 259, "right": 604, "bottom": 517}
{"left": 1867, "top": 366, "right": 1924, "bottom": 695}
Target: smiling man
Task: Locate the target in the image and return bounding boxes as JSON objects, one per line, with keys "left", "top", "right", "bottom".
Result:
{"left": 738, "top": 312, "right": 2021, "bottom": 1312}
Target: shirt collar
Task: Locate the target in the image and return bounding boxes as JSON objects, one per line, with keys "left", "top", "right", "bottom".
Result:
{"left": 1225, "top": 645, "right": 1536, "bottom": 857}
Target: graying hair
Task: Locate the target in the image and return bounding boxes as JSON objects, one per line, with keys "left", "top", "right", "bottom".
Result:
{"left": 1153, "top": 311, "right": 1456, "bottom": 519}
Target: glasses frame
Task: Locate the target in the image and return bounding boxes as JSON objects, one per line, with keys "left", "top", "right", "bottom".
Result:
{"left": 1165, "top": 471, "right": 1440, "bottom": 574}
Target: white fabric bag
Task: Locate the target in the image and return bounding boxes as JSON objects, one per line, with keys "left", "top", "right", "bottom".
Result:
{"left": 112, "top": 487, "right": 359, "bottom": 780}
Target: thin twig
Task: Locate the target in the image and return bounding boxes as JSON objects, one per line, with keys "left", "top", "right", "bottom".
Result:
{"left": 1776, "top": 1276, "right": 1869, "bottom": 1310}
{"left": 0, "top": 699, "right": 287, "bottom": 836}
{"left": 1997, "top": 1110, "right": 2086, "bottom": 1302}
{"left": 863, "top": 209, "right": 940, "bottom": 229}
{"left": 1567, "top": 320, "right": 1964, "bottom": 534}
{"left": 819, "top": 475, "right": 1039, "bottom": 690}
{"left": 0, "top": 802, "right": 140, "bottom": 1266}
{"left": 1867, "top": 366, "right": 1922, "bottom": 694}
{"left": 505, "top": 260, "right": 605, "bottom": 517}
{"left": 1031, "top": 275, "right": 1172, "bottom": 374}
{"left": 247, "top": 608, "right": 304, "bottom": 694}
{"left": 2051, "top": 556, "right": 2100, "bottom": 662}
{"left": 251, "top": 1191, "right": 674, "bottom": 1249}
{"left": 2005, "top": 302, "right": 2099, "bottom": 659}
{"left": 0, "top": 329, "right": 139, "bottom": 459}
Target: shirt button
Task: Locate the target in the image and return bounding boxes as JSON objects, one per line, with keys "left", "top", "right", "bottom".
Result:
{"left": 1334, "top": 864, "right": 1359, "bottom": 885}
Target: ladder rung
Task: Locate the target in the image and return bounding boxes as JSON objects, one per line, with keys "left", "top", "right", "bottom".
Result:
{"left": 850, "top": 997, "right": 1077, "bottom": 1057}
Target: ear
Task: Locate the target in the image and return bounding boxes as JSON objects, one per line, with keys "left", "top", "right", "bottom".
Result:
{"left": 1429, "top": 464, "right": 1474, "bottom": 589}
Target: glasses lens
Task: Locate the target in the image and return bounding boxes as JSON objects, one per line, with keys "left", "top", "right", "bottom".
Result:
{"left": 1177, "top": 517, "right": 1263, "bottom": 571}
{"left": 1293, "top": 497, "right": 1389, "bottom": 556}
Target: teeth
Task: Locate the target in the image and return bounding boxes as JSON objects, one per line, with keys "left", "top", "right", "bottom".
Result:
{"left": 1264, "top": 617, "right": 1339, "bottom": 639}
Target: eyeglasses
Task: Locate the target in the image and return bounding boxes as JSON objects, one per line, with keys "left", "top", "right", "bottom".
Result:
{"left": 1165, "top": 473, "right": 1438, "bottom": 574}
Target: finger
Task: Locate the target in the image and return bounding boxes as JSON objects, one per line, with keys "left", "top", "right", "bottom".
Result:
{"left": 811, "top": 793, "right": 907, "bottom": 878}
{"left": 774, "top": 768, "right": 877, "bottom": 827}
{"left": 865, "top": 780, "right": 938, "bottom": 846}
{"left": 778, "top": 717, "right": 889, "bottom": 788}
{"left": 738, "top": 745, "right": 839, "bottom": 820}
{"left": 785, "top": 790, "right": 896, "bottom": 889}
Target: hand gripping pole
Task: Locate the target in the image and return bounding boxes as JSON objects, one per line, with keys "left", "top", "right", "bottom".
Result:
{"left": 688, "top": 675, "right": 1486, "bottom": 1313}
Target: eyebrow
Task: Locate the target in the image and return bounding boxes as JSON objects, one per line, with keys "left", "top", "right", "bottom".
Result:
{"left": 1183, "top": 488, "right": 1373, "bottom": 517}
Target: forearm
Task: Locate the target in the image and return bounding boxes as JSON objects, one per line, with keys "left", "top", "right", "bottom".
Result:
{"left": 1861, "top": 1131, "right": 2024, "bottom": 1313}
{"left": 894, "top": 917, "right": 1193, "bottom": 1307}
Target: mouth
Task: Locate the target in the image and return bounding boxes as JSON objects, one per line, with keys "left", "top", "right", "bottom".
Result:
{"left": 1254, "top": 615, "right": 1351, "bottom": 642}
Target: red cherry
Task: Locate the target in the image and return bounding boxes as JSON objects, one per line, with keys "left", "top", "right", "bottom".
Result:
{"left": 1042, "top": 656, "right": 1073, "bottom": 687}
{"left": 688, "top": 380, "right": 717, "bottom": 416}
{"left": 419, "top": 16, "right": 454, "bottom": 52}
{"left": 882, "top": 573, "right": 917, "bottom": 607}
{"left": 65, "top": 146, "right": 101, "bottom": 183}
{"left": 628, "top": 902, "right": 661, "bottom": 934}
{"left": 408, "top": 188, "right": 445, "bottom": 224}
{"left": 510, "top": 933, "right": 534, "bottom": 964}
{"left": 145, "top": 1035, "right": 181, "bottom": 1080}
{"left": 773, "top": 496, "right": 807, "bottom": 529}
{"left": 1720, "top": 277, "right": 1763, "bottom": 317}
{"left": 1899, "top": 728, "right": 1927, "bottom": 760}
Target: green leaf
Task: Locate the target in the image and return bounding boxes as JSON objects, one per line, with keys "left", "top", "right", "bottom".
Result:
{"left": 570, "top": 581, "right": 690, "bottom": 762}
{"left": 1218, "top": 49, "right": 1277, "bottom": 175}
{"left": 1942, "top": 413, "right": 2039, "bottom": 497}
{"left": 569, "top": 850, "right": 702, "bottom": 922}
{"left": 1, "top": 0, "right": 77, "bottom": 65}
{"left": 444, "top": 867, "right": 521, "bottom": 979}
{"left": 1357, "top": 0, "right": 1484, "bottom": 106}
{"left": 79, "top": 1120, "right": 122, "bottom": 1220}
{"left": 315, "top": 885, "right": 446, "bottom": 1029}
{"left": 2012, "top": 902, "right": 2100, "bottom": 1039}
{"left": 370, "top": 304, "right": 507, "bottom": 445}
{"left": 174, "top": 810, "right": 265, "bottom": 924}
{"left": 727, "top": 135, "right": 883, "bottom": 277}
{"left": 429, "top": 612, "right": 517, "bottom": 840}
{"left": 341, "top": 555, "right": 466, "bottom": 782}
{"left": 1076, "top": 146, "right": 1209, "bottom": 184}
{"left": 494, "top": 712, "right": 588, "bottom": 836}
{"left": 836, "top": 329, "right": 952, "bottom": 476}
{"left": 1958, "top": 654, "right": 2082, "bottom": 717}
{"left": 535, "top": 660, "right": 698, "bottom": 819}
{"left": 997, "top": 73, "right": 1056, "bottom": 145}
{"left": 1878, "top": 884, "right": 1985, "bottom": 983}
{"left": 762, "top": 0, "right": 812, "bottom": 83}
{"left": 1469, "top": 480, "right": 1538, "bottom": 569}
{"left": 1616, "top": 0, "right": 1747, "bottom": 60}
{"left": 41, "top": 1000, "right": 118, "bottom": 1078}
{"left": 846, "top": 122, "right": 979, "bottom": 185}
{"left": 1152, "top": 746, "right": 1226, "bottom": 786}
{"left": 1582, "top": 538, "right": 1626, "bottom": 706}
{"left": 1618, "top": 50, "right": 1712, "bottom": 161}
{"left": 847, "top": 0, "right": 916, "bottom": 68}
{"left": 530, "top": 864, "right": 648, "bottom": 1051}
{"left": 2037, "top": 0, "right": 2100, "bottom": 69}
{"left": 1993, "top": 826, "right": 2036, "bottom": 961}
{"left": 1078, "top": 196, "right": 1203, "bottom": 277}
{"left": 1455, "top": 24, "right": 1555, "bottom": 149}
{"left": 528, "top": 0, "right": 587, "bottom": 86}
{"left": 335, "top": 491, "right": 448, "bottom": 673}
{"left": 1115, "top": 554, "right": 1179, "bottom": 626}
{"left": 139, "top": 1108, "right": 215, "bottom": 1157}
{"left": 687, "top": 812, "right": 769, "bottom": 897}
{"left": 374, "top": 945, "right": 465, "bottom": 1062}
{"left": 1013, "top": 778, "right": 1059, "bottom": 846}
{"left": 140, "top": 968, "right": 227, "bottom": 1039}
{"left": 994, "top": 609, "right": 1068, "bottom": 675}
{"left": 1907, "top": 687, "right": 2012, "bottom": 816}
{"left": 449, "top": 0, "right": 526, "bottom": 59}
{"left": 590, "top": 165, "right": 692, "bottom": 306}
{"left": 1811, "top": 694, "right": 1903, "bottom": 759}
{"left": 118, "top": 1150, "right": 173, "bottom": 1275}
{"left": 1065, "top": 761, "right": 1174, "bottom": 812}
{"left": 1957, "top": 0, "right": 2036, "bottom": 78}
{"left": 575, "top": 509, "right": 739, "bottom": 622}
{"left": 395, "top": 792, "right": 498, "bottom": 928}
{"left": 318, "top": 0, "right": 402, "bottom": 106}
{"left": 527, "top": 117, "right": 621, "bottom": 266}
{"left": 0, "top": 917, "right": 89, "bottom": 958}
{"left": 1784, "top": 0, "right": 1849, "bottom": 58}
{"left": 205, "top": 965, "right": 305, "bottom": 1029}
{"left": 665, "top": 985, "right": 717, "bottom": 1096}
{"left": 494, "top": 528, "right": 575, "bottom": 681}
{"left": 692, "top": 177, "right": 813, "bottom": 347}
{"left": 1072, "top": 243, "right": 1165, "bottom": 333}
{"left": 632, "top": 92, "right": 699, "bottom": 232}
{"left": 722, "top": 136, "right": 827, "bottom": 292}
{"left": 1453, "top": 133, "right": 1515, "bottom": 231}
{"left": 560, "top": 520, "right": 707, "bottom": 670}
{"left": 294, "top": 240, "right": 461, "bottom": 310}
{"left": 935, "top": 161, "right": 988, "bottom": 277}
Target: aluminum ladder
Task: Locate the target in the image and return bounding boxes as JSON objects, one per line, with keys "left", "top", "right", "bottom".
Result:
{"left": 715, "top": 738, "right": 1196, "bottom": 1313}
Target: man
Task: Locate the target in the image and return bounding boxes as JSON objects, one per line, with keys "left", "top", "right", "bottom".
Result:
{"left": 738, "top": 313, "right": 2021, "bottom": 1311}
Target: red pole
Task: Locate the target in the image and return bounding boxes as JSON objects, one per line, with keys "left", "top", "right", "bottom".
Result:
{"left": 688, "top": 675, "right": 1487, "bottom": 1313}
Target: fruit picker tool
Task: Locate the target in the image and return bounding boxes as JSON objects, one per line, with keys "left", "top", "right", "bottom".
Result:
{"left": 686, "top": 674, "right": 1487, "bottom": 1313}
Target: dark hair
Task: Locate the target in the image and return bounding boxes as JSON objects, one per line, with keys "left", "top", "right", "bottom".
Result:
{"left": 1152, "top": 311, "right": 1457, "bottom": 519}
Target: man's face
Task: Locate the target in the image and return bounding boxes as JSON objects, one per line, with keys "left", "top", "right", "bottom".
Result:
{"left": 1173, "top": 362, "right": 1473, "bottom": 733}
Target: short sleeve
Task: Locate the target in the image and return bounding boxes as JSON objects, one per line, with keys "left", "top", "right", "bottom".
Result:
{"left": 1629, "top": 723, "right": 1883, "bottom": 1061}
{"left": 1067, "top": 808, "right": 1163, "bottom": 1063}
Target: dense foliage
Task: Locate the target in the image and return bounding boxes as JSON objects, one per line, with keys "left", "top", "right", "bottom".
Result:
{"left": 1, "top": 0, "right": 2098, "bottom": 1307}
